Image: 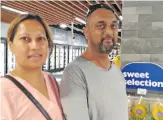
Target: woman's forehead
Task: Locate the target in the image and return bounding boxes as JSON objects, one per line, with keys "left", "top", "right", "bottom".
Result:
{"left": 16, "top": 20, "right": 46, "bottom": 35}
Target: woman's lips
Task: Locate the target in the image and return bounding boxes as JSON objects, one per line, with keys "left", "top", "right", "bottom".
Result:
{"left": 28, "top": 54, "right": 42, "bottom": 61}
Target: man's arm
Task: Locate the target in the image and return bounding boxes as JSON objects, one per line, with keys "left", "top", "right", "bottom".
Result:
{"left": 60, "top": 65, "right": 90, "bottom": 120}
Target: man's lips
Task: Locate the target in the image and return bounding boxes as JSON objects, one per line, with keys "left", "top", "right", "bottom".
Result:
{"left": 103, "top": 38, "right": 113, "bottom": 43}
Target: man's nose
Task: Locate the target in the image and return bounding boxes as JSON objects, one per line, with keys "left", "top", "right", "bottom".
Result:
{"left": 104, "top": 26, "right": 113, "bottom": 37}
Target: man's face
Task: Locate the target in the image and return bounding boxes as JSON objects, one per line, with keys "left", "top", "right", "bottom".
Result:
{"left": 84, "top": 8, "right": 118, "bottom": 54}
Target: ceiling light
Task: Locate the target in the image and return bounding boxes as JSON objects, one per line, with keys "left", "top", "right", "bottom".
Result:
{"left": 75, "top": 17, "right": 86, "bottom": 25}
{"left": 60, "top": 24, "right": 67, "bottom": 28}
{"left": 119, "top": 16, "right": 123, "bottom": 20}
{"left": 1, "top": 5, "right": 28, "bottom": 14}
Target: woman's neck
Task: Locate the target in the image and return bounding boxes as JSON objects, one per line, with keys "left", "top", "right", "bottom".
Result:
{"left": 10, "top": 66, "right": 44, "bottom": 86}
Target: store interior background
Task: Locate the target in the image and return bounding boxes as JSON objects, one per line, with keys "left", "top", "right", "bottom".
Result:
{"left": 1, "top": 1, "right": 163, "bottom": 119}
{"left": 1, "top": 1, "right": 122, "bottom": 82}
{"left": 122, "top": 1, "right": 163, "bottom": 119}
{"left": 122, "top": 1, "right": 163, "bottom": 95}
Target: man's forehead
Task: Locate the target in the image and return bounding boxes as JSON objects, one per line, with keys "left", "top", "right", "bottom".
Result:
{"left": 87, "top": 8, "right": 117, "bottom": 23}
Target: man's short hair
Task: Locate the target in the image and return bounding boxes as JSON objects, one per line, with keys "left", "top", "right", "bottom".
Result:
{"left": 86, "top": 4, "right": 115, "bottom": 22}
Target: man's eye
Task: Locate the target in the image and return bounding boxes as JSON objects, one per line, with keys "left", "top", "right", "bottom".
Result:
{"left": 97, "top": 24, "right": 105, "bottom": 29}
{"left": 111, "top": 24, "right": 118, "bottom": 29}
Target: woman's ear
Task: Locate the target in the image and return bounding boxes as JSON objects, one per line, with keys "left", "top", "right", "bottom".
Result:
{"left": 8, "top": 40, "right": 13, "bottom": 52}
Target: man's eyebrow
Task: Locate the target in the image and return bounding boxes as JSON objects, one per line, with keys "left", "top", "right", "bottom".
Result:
{"left": 96, "top": 21, "right": 105, "bottom": 24}
{"left": 96, "top": 20, "right": 118, "bottom": 24}
{"left": 112, "top": 20, "right": 118, "bottom": 24}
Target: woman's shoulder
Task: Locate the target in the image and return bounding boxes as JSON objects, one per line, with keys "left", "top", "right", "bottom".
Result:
{"left": 0, "top": 75, "right": 20, "bottom": 108}
{"left": 42, "top": 71, "right": 59, "bottom": 88}
{"left": 42, "top": 71, "right": 56, "bottom": 80}
{"left": 42, "top": 71, "right": 51, "bottom": 76}
{"left": 0, "top": 76, "right": 18, "bottom": 92}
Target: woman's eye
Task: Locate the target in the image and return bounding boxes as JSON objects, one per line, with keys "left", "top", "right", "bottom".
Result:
{"left": 20, "top": 37, "right": 29, "bottom": 41}
{"left": 38, "top": 37, "right": 46, "bottom": 41}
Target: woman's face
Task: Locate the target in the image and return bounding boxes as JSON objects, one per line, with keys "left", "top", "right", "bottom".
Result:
{"left": 9, "top": 19, "right": 49, "bottom": 69}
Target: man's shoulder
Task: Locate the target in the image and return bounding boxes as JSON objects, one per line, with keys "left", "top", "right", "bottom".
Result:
{"left": 61, "top": 57, "right": 87, "bottom": 87}
{"left": 65, "top": 61, "right": 81, "bottom": 73}
{"left": 63, "top": 57, "right": 89, "bottom": 79}
{"left": 111, "top": 63, "right": 121, "bottom": 71}
{"left": 111, "top": 63, "right": 126, "bottom": 81}
{"left": 66, "top": 56, "right": 86, "bottom": 70}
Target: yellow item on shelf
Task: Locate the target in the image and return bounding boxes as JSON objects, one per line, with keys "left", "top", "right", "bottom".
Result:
{"left": 131, "top": 101, "right": 148, "bottom": 119}
{"left": 112, "top": 55, "right": 120, "bottom": 68}
{"left": 128, "top": 111, "right": 131, "bottom": 119}
{"left": 152, "top": 103, "right": 163, "bottom": 120}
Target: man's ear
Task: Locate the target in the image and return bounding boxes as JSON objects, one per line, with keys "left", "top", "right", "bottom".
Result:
{"left": 83, "top": 26, "right": 89, "bottom": 40}
{"left": 113, "top": 30, "right": 118, "bottom": 43}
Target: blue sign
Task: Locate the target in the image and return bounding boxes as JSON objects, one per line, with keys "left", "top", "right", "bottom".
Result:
{"left": 121, "top": 62, "right": 163, "bottom": 91}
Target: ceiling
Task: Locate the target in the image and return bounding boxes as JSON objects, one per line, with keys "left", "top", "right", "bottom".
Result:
{"left": 1, "top": 0, "right": 122, "bottom": 25}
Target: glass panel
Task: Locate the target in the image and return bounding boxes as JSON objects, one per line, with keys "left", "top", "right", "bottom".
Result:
{"left": 59, "top": 46, "right": 64, "bottom": 68}
{"left": 0, "top": 40, "right": 5, "bottom": 76}
{"left": 7, "top": 47, "right": 15, "bottom": 72}
{"left": 56, "top": 45, "right": 60, "bottom": 69}
{"left": 64, "top": 46, "right": 68, "bottom": 67}
{"left": 69, "top": 46, "right": 73, "bottom": 63}
{"left": 50, "top": 47, "right": 55, "bottom": 70}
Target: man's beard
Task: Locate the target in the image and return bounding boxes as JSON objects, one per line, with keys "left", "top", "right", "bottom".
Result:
{"left": 99, "top": 37, "right": 116, "bottom": 54}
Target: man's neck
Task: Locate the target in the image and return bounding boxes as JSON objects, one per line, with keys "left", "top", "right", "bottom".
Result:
{"left": 82, "top": 48, "right": 111, "bottom": 69}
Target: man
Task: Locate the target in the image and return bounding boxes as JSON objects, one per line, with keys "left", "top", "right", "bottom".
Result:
{"left": 60, "top": 4, "right": 128, "bottom": 120}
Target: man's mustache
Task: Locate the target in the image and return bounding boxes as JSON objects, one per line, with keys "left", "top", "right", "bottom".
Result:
{"left": 101, "top": 36, "right": 114, "bottom": 43}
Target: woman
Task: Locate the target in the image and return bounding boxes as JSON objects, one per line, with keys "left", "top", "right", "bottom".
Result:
{"left": 1, "top": 14, "right": 63, "bottom": 120}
